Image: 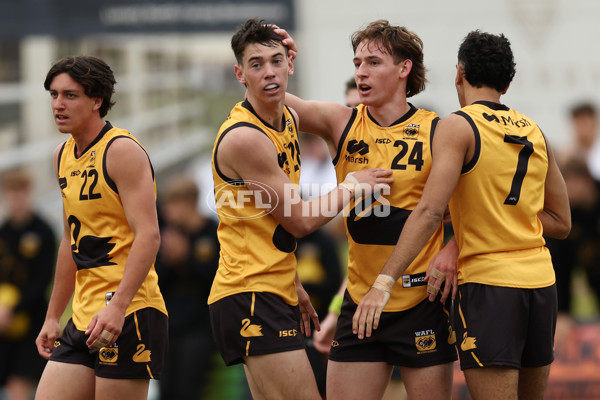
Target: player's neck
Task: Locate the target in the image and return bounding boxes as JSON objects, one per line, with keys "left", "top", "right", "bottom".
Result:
{"left": 71, "top": 118, "right": 108, "bottom": 156}
{"left": 464, "top": 86, "right": 502, "bottom": 107}
{"left": 367, "top": 99, "right": 410, "bottom": 127}
{"left": 247, "top": 96, "right": 285, "bottom": 131}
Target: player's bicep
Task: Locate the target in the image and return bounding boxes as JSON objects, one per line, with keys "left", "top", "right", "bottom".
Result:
{"left": 421, "top": 116, "right": 471, "bottom": 212}
{"left": 540, "top": 141, "right": 571, "bottom": 238}
{"left": 105, "top": 138, "right": 158, "bottom": 235}
{"left": 219, "top": 128, "right": 298, "bottom": 220}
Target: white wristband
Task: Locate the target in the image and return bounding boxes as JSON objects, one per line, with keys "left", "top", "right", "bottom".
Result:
{"left": 371, "top": 274, "right": 396, "bottom": 294}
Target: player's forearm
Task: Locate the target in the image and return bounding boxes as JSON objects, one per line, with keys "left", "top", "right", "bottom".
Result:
{"left": 45, "top": 240, "right": 76, "bottom": 321}
{"left": 284, "top": 185, "right": 351, "bottom": 238}
{"left": 539, "top": 209, "right": 571, "bottom": 239}
{"left": 380, "top": 207, "right": 443, "bottom": 280}
{"left": 109, "top": 231, "right": 160, "bottom": 314}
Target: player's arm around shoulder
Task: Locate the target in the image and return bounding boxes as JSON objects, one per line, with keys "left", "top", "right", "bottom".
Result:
{"left": 217, "top": 125, "right": 308, "bottom": 236}
{"left": 539, "top": 139, "right": 571, "bottom": 239}
{"left": 285, "top": 92, "right": 352, "bottom": 150}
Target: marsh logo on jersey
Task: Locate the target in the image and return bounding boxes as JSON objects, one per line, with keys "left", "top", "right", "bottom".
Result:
{"left": 403, "top": 124, "right": 420, "bottom": 139}
{"left": 402, "top": 273, "right": 426, "bottom": 288}
{"left": 345, "top": 139, "right": 370, "bottom": 164}
{"left": 99, "top": 347, "right": 118, "bottom": 365}
{"left": 483, "top": 112, "right": 500, "bottom": 123}
{"left": 347, "top": 139, "right": 370, "bottom": 155}
{"left": 415, "top": 329, "right": 437, "bottom": 354}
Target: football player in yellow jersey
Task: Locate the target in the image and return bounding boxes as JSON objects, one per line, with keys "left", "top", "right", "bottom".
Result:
{"left": 355, "top": 31, "right": 571, "bottom": 399}
{"left": 280, "top": 20, "right": 458, "bottom": 400}
{"left": 208, "top": 19, "right": 392, "bottom": 400}
{"left": 34, "top": 56, "right": 168, "bottom": 400}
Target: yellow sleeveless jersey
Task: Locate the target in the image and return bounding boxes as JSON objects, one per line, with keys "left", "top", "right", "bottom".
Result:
{"left": 208, "top": 100, "right": 302, "bottom": 306}
{"left": 57, "top": 122, "right": 167, "bottom": 331}
{"left": 448, "top": 101, "right": 554, "bottom": 288}
{"left": 334, "top": 104, "right": 444, "bottom": 311}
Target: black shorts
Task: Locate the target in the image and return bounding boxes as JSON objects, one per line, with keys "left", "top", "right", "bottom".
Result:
{"left": 453, "top": 283, "right": 557, "bottom": 370}
{"left": 50, "top": 308, "right": 168, "bottom": 379}
{"left": 329, "top": 290, "right": 457, "bottom": 368}
{"left": 209, "top": 292, "right": 306, "bottom": 366}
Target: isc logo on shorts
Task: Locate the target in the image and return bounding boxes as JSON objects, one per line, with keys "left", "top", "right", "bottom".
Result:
{"left": 279, "top": 329, "right": 298, "bottom": 337}
{"left": 415, "top": 330, "right": 437, "bottom": 354}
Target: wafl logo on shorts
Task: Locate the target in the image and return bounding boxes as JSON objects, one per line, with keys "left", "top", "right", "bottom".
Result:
{"left": 415, "top": 329, "right": 437, "bottom": 354}
{"left": 99, "top": 347, "right": 118, "bottom": 365}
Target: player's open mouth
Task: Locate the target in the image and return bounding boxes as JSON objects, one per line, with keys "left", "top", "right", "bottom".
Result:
{"left": 265, "top": 84, "right": 279, "bottom": 91}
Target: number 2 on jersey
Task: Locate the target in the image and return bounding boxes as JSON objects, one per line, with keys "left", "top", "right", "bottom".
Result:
{"left": 504, "top": 134, "right": 533, "bottom": 205}
{"left": 79, "top": 169, "right": 102, "bottom": 201}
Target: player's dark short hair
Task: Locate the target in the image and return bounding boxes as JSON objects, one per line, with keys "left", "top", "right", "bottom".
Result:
{"left": 231, "top": 18, "right": 287, "bottom": 65}
{"left": 44, "top": 56, "right": 116, "bottom": 118}
{"left": 457, "top": 30, "right": 516, "bottom": 93}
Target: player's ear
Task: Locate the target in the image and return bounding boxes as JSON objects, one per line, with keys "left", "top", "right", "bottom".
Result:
{"left": 92, "top": 97, "right": 102, "bottom": 111}
{"left": 399, "top": 59, "right": 412, "bottom": 79}
{"left": 234, "top": 64, "right": 246, "bottom": 85}
{"left": 287, "top": 56, "right": 294, "bottom": 77}
{"left": 455, "top": 64, "right": 463, "bottom": 86}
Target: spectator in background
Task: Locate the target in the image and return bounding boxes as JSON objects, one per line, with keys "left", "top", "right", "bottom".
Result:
{"left": 0, "top": 169, "right": 56, "bottom": 400}
{"left": 344, "top": 77, "right": 360, "bottom": 108}
{"left": 155, "top": 175, "right": 220, "bottom": 400}
{"left": 547, "top": 158, "right": 600, "bottom": 350}
{"left": 559, "top": 102, "right": 600, "bottom": 182}
{"left": 297, "top": 134, "right": 344, "bottom": 397}
{"left": 547, "top": 102, "right": 600, "bottom": 348}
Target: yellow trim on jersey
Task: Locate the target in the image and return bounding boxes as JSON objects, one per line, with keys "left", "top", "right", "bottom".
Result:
{"left": 335, "top": 104, "right": 444, "bottom": 311}
{"left": 208, "top": 100, "right": 301, "bottom": 306}
{"left": 449, "top": 101, "right": 554, "bottom": 288}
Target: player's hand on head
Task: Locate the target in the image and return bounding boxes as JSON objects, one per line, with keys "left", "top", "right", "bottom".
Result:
{"left": 272, "top": 26, "right": 297, "bottom": 61}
